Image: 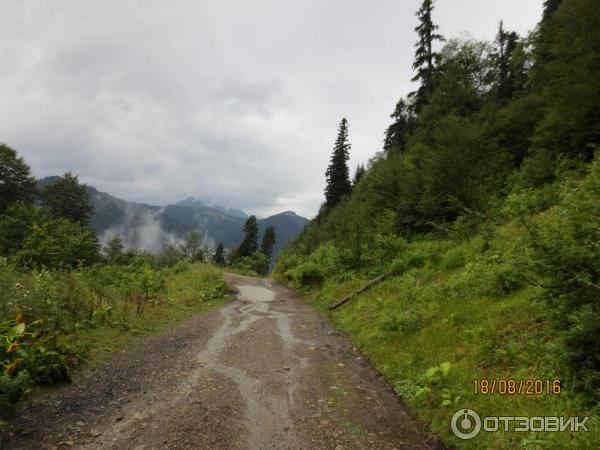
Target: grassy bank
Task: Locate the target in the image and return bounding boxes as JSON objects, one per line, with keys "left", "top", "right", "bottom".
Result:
{"left": 277, "top": 229, "right": 599, "bottom": 449}
{"left": 0, "top": 261, "right": 229, "bottom": 406}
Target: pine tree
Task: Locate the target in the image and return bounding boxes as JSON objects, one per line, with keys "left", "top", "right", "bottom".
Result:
{"left": 492, "top": 21, "right": 520, "bottom": 101}
{"left": 260, "top": 226, "right": 276, "bottom": 261}
{"left": 236, "top": 215, "right": 259, "bottom": 258}
{"left": 542, "top": 0, "right": 562, "bottom": 22}
{"left": 324, "top": 118, "right": 352, "bottom": 211}
{"left": 383, "top": 99, "right": 411, "bottom": 153}
{"left": 0, "top": 144, "right": 36, "bottom": 214}
{"left": 43, "top": 172, "right": 93, "bottom": 225}
{"left": 352, "top": 164, "right": 366, "bottom": 186}
{"left": 213, "top": 243, "right": 225, "bottom": 265}
{"left": 408, "top": 0, "right": 444, "bottom": 114}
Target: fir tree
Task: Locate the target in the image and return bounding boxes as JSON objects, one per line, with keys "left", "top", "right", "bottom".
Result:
{"left": 408, "top": 0, "right": 444, "bottom": 114}
{"left": 236, "top": 215, "right": 259, "bottom": 258}
{"left": 324, "top": 118, "right": 352, "bottom": 211}
{"left": 492, "top": 21, "right": 520, "bottom": 101}
{"left": 352, "top": 164, "right": 366, "bottom": 186}
{"left": 213, "top": 243, "right": 225, "bottom": 265}
{"left": 383, "top": 99, "right": 411, "bottom": 153}
{"left": 260, "top": 226, "right": 276, "bottom": 261}
{"left": 542, "top": 0, "right": 562, "bottom": 22}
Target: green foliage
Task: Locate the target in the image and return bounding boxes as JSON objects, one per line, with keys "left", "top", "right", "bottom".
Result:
{"left": 519, "top": 156, "right": 600, "bottom": 401}
{"left": 0, "top": 262, "right": 227, "bottom": 404}
{"left": 230, "top": 252, "right": 270, "bottom": 277}
{"left": 0, "top": 144, "right": 36, "bottom": 214}
{"left": 180, "top": 231, "right": 206, "bottom": 262}
{"left": 234, "top": 215, "right": 259, "bottom": 259}
{"left": 324, "top": 118, "right": 352, "bottom": 213}
{"left": 260, "top": 226, "right": 276, "bottom": 261}
{"left": 14, "top": 216, "right": 99, "bottom": 269}
{"left": 104, "top": 235, "right": 125, "bottom": 264}
{"left": 532, "top": 0, "right": 600, "bottom": 161}
{"left": 213, "top": 243, "right": 225, "bottom": 265}
{"left": 409, "top": 0, "right": 444, "bottom": 113}
{"left": 42, "top": 172, "right": 93, "bottom": 225}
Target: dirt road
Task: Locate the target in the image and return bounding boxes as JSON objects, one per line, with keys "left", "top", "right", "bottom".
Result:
{"left": 5, "top": 274, "right": 442, "bottom": 449}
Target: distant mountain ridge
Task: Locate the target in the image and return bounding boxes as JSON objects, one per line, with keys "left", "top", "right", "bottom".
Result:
{"left": 37, "top": 177, "right": 308, "bottom": 261}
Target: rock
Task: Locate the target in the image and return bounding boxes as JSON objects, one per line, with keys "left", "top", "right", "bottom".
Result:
{"left": 91, "top": 429, "right": 102, "bottom": 437}
{"left": 115, "top": 415, "right": 125, "bottom": 422}
{"left": 283, "top": 366, "right": 290, "bottom": 371}
{"left": 75, "top": 421, "right": 85, "bottom": 427}
{"left": 337, "top": 363, "right": 345, "bottom": 367}
{"left": 320, "top": 420, "right": 330, "bottom": 426}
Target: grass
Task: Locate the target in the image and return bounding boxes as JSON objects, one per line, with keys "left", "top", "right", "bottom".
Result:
{"left": 286, "top": 233, "right": 600, "bottom": 450}
{"left": 72, "top": 296, "right": 229, "bottom": 366}
{"left": 0, "top": 262, "right": 231, "bottom": 407}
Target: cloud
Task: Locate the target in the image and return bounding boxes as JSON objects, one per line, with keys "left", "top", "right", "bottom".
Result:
{"left": 0, "top": 0, "right": 543, "bottom": 218}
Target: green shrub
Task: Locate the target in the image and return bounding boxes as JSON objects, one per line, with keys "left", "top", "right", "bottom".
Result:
{"left": 293, "top": 263, "right": 325, "bottom": 287}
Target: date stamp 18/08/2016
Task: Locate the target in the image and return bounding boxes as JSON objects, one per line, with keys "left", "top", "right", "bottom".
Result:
{"left": 472, "top": 378, "right": 561, "bottom": 396}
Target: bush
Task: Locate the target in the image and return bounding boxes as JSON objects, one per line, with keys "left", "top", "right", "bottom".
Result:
{"left": 520, "top": 156, "right": 600, "bottom": 401}
{"left": 291, "top": 263, "right": 325, "bottom": 287}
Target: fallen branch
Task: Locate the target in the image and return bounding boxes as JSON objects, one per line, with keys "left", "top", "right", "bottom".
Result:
{"left": 329, "top": 273, "right": 388, "bottom": 310}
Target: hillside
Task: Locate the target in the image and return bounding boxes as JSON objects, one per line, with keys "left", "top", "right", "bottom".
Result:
{"left": 275, "top": 0, "right": 600, "bottom": 448}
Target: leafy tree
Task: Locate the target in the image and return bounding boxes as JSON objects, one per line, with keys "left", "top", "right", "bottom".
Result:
{"left": 43, "top": 172, "right": 93, "bottom": 225}
{"left": 324, "top": 118, "right": 352, "bottom": 211}
{"left": 383, "top": 99, "right": 411, "bottom": 154}
{"left": 105, "top": 235, "right": 125, "bottom": 263}
{"left": 0, "top": 144, "right": 36, "bottom": 214}
{"left": 181, "top": 231, "right": 205, "bottom": 262}
{"left": 260, "top": 226, "right": 276, "bottom": 261}
{"left": 0, "top": 204, "right": 48, "bottom": 258}
{"left": 156, "top": 243, "right": 183, "bottom": 267}
{"left": 213, "top": 243, "right": 225, "bottom": 265}
{"left": 236, "top": 215, "right": 259, "bottom": 258}
{"left": 14, "top": 217, "right": 99, "bottom": 269}
{"left": 409, "top": 0, "right": 444, "bottom": 114}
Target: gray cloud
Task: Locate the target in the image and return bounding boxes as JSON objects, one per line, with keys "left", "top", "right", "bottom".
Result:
{"left": 0, "top": 0, "right": 543, "bottom": 218}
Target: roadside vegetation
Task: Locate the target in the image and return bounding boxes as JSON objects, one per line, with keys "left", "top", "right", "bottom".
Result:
{"left": 275, "top": 0, "right": 600, "bottom": 448}
{"left": 0, "top": 146, "right": 229, "bottom": 408}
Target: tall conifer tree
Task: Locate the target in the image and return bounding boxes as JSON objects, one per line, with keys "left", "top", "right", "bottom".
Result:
{"left": 260, "top": 226, "right": 276, "bottom": 262}
{"left": 324, "top": 118, "right": 352, "bottom": 211}
{"left": 236, "top": 215, "right": 259, "bottom": 258}
{"left": 409, "top": 0, "right": 444, "bottom": 114}
{"left": 384, "top": 99, "right": 411, "bottom": 153}
{"left": 493, "top": 21, "right": 520, "bottom": 101}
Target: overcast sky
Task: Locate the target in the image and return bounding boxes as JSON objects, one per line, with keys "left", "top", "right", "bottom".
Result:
{"left": 0, "top": 0, "right": 543, "bottom": 218}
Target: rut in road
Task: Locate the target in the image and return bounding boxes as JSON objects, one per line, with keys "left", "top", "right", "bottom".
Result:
{"left": 6, "top": 274, "right": 443, "bottom": 450}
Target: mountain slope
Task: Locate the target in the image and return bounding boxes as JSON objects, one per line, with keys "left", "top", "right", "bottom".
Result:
{"left": 37, "top": 177, "right": 308, "bottom": 260}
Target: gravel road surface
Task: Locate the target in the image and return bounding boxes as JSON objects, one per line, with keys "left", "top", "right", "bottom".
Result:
{"left": 4, "top": 274, "right": 443, "bottom": 450}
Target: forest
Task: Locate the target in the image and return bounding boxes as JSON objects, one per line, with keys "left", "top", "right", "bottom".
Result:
{"left": 275, "top": 0, "right": 599, "bottom": 447}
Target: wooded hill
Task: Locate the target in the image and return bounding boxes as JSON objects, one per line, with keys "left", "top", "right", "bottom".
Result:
{"left": 275, "top": 0, "right": 600, "bottom": 448}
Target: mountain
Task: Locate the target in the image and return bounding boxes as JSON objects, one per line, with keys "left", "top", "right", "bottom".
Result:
{"left": 258, "top": 211, "right": 308, "bottom": 258}
{"left": 176, "top": 197, "right": 248, "bottom": 219}
{"left": 37, "top": 178, "right": 309, "bottom": 261}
